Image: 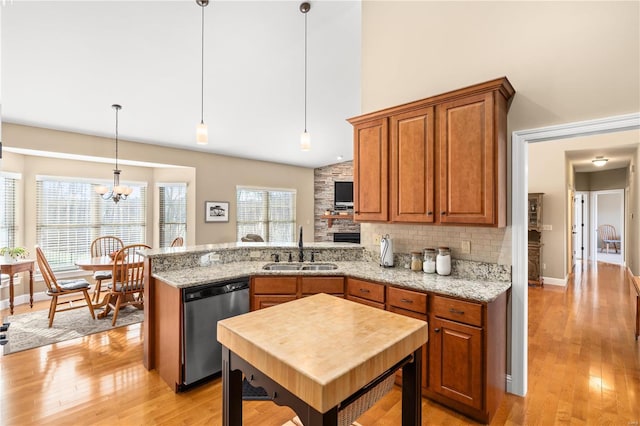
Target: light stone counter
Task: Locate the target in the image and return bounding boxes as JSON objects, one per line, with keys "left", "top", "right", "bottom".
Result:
{"left": 151, "top": 259, "right": 510, "bottom": 303}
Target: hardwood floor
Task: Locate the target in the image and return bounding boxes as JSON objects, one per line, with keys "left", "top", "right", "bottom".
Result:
{"left": 1, "top": 261, "right": 638, "bottom": 425}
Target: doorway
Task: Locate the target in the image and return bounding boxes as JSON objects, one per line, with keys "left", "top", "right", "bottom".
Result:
{"left": 511, "top": 112, "right": 640, "bottom": 397}
{"left": 592, "top": 189, "right": 624, "bottom": 265}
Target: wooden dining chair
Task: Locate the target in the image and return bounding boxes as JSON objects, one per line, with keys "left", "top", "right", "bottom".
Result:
{"left": 107, "top": 244, "right": 151, "bottom": 326}
{"left": 170, "top": 236, "right": 184, "bottom": 247}
{"left": 90, "top": 236, "right": 124, "bottom": 303}
{"left": 35, "top": 246, "right": 96, "bottom": 328}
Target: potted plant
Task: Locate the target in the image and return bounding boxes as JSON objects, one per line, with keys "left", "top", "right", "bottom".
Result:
{"left": 0, "top": 246, "right": 29, "bottom": 262}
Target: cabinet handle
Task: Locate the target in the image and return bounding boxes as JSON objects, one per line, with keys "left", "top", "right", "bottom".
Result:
{"left": 354, "top": 211, "right": 359, "bottom": 214}
{"left": 359, "top": 288, "right": 370, "bottom": 293}
{"left": 400, "top": 298, "right": 414, "bottom": 304}
{"left": 434, "top": 328, "right": 441, "bottom": 333}
{"left": 440, "top": 211, "right": 447, "bottom": 215}
{"left": 427, "top": 211, "right": 433, "bottom": 216}
{"left": 449, "top": 308, "right": 464, "bottom": 315}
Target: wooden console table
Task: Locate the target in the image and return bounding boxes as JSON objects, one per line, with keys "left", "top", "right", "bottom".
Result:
{"left": 0, "top": 259, "right": 35, "bottom": 315}
{"left": 217, "top": 293, "right": 428, "bottom": 425}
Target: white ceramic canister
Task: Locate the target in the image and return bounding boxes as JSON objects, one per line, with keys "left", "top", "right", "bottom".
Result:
{"left": 436, "top": 246, "right": 451, "bottom": 276}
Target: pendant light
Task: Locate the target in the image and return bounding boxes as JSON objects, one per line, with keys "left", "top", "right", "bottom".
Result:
{"left": 300, "top": 2, "right": 311, "bottom": 151}
{"left": 196, "top": 0, "right": 209, "bottom": 145}
{"left": 95, "top": 104, "right": 133, "bottom": 203}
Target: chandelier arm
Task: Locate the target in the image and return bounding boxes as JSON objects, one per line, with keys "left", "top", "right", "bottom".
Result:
{"left": 304, "top": 7, "right": 307, "bottom": 132}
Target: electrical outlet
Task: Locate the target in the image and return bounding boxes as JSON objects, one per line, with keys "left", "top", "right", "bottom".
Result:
{"left": 543, "top": 263, "right": 546, "bottom": 270}
{"left": 542, "top": 224, "right": 552, "bottom": 231}
{"left": 249, "top": 251, "right": 261, "bottom": 259}
{"left": 461, "top": 240, "right": 471, "bottom": 254}
{"left": 374, "top": 234, "right": 381, "bottom": 245}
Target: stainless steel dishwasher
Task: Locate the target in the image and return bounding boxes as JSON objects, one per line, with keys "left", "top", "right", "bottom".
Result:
{"left": 182, "top": 276, "right": 249, "bottom": 386}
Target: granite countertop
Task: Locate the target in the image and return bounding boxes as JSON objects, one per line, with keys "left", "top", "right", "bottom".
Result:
{"left": 152, "top": 260, "right": 511, "bottom": 303}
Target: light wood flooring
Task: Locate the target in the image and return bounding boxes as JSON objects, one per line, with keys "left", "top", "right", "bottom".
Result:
{"left": 1, "top": 261, "right": 638, "bottom": 425}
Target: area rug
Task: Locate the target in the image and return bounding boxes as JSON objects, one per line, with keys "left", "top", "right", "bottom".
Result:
{"left": 1, "top": 306, "right": 144, "bottom": 355}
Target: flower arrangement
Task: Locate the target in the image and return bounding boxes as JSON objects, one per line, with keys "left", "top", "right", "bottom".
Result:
{"left": 0, "top": 246, "right": 29, "bottom": 261}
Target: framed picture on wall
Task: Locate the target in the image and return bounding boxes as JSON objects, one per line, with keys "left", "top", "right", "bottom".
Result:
{"left": 205, "top": 201, "right": 229, "bottom": 222}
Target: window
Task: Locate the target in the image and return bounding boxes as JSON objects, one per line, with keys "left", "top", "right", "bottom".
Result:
{"left": 158, "top": 183, "right": 187, "bottom": 248}
{"left": 0, "top": 173, "right": 18, "bottom": 249}
{"left": 36, "top": 175, "right": 147, "bottom": 271}
{"left": 236, "top": 187, "right": 296, "bottom": 242}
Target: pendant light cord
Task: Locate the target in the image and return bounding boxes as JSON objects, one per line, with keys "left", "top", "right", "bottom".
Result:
{"left": 200, "top": 4, "right": 205, "bottom": 124}
{"left": 114, "top": 106, "right": 119, "bottom": 170}
{"left": 303, "top": 10, "right": 307, "bottom": 133}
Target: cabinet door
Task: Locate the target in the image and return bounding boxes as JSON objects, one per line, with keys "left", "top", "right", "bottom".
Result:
{"left": 429, "top": 316, "right": 483, "bottom": 410}
{"left": 390, "top": 107, "right": 435, "bottom": 223}
{"left": 353, "top": 118, "right": 388, "bottom": 222}
{"left": 437, "top": 92, "right": 496, "bottom": 225}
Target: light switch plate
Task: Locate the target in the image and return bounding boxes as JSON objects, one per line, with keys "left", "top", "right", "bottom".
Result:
{"left": 542, "top": 224, "right": 552, "bottom": 231}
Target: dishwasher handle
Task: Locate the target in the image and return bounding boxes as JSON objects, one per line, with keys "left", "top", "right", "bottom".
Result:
{"left": 184, "top": 279, "right": 249, "bottom": 302}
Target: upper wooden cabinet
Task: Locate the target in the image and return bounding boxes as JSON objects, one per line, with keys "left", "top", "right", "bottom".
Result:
{"left": 352, "top": 118, "right": 388, "bottom": 222}
{"left": 348, "top": 77, "right": 514, "bottom": 227}
{"left": 390, "top": 107, "right": 435, "bottom": 223}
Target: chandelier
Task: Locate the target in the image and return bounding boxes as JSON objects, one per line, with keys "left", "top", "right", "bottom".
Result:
{"left": 95, "top": 104, "right": 133, "bottom": 203}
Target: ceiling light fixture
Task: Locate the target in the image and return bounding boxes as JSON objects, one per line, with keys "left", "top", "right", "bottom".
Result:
{"left": 592, "top": 156, "right": 608, "bottom": 167}
{"left": 196, "top": 0, "right": 209, "bottom": 145}
{"left": 96, "top": 104, "right": 132, "bottom": 203}
{"left": 300, "top": 2, "right": 311, "bottom": 151}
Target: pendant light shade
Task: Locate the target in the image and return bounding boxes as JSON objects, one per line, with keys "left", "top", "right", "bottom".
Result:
{"left": 196, "top": 0, "right": 209, "bottom": 145}
{"left": 300, "top": 2, "right": 311, "bottom": 151}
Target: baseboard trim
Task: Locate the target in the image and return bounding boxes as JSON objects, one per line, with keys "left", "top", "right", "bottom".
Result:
{"left": 541, "top": 276, "right": 567, "bottom": 287}
{"left": 0, "top": 291, "right": 49, "bottom": 313}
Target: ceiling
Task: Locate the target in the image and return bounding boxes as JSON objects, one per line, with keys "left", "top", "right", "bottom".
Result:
{"left": 563, "top": 130, "right": 640, "bottom": 173}
{"left": 1, "top": 0, "right": 361, "bottom": 169}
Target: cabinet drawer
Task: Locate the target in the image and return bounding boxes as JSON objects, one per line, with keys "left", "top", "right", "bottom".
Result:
{"left": 431, "top": 295, "right": 482, "bottom": 327}
{"left": 301, "top": 276, "right": 344, "bottom": 295}
{"left": 346, "top": 295, "right": 385, "bottom": 310}
{"left": 252, "top": 277, "right": 298, "bottom": 294}
{"left": 346, "top": 278, "right": 385, "bottom": 303}
{"left": 387, "top": 286, "right": 427, "bottom": 314}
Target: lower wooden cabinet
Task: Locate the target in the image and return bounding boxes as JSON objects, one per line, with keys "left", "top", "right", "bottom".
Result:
{"left": 345, "top": 277, "right": 385, "bottom": 309}
{"left": 250, "top": 275, "right": 344, "bottom": 311}
{"left": 426, "top": 292, "right": 508, "bottom": 424}
{"left": 387, "top": 286, "right": 428, "bottom": 390}
{"left": 429, "top": 316, "right": 483, "bottom": 410}
{"left": 249, "top": 275, "right": 508, "bottom": 424}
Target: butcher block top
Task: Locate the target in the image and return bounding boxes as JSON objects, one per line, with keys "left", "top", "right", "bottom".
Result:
{"left": 217, "top": 293, "right": 428, "bottom": 413}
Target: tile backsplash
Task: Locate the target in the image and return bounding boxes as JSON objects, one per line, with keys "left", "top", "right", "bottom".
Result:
{"left": 361, "top": 222, "right": 511, "bottom": 266}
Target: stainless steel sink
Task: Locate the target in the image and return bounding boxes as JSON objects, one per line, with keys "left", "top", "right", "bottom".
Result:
{"left": 300, "top": 263, "right": 338, "bottom": 271}
{"left": 262, "top": 263, "right": 303, "bottom": 271}
{"left": 262, "top": 262, "right": 338, "bottom": 271}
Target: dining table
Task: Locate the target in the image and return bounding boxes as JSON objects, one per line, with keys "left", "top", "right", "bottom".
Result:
{"left": 217, "top": 293, "right": 428, "bottom": 426}
{"left": 75, "top": 255, "right": 142, "bottom": 318}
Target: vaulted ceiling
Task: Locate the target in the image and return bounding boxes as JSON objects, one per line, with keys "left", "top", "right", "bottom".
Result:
{"left": 2, "top": 1, "right": 361, "bottom": 168}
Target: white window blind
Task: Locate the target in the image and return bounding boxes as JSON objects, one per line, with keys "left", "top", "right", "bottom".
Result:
{"left": 0, "top": 174, "right": 18, "bottom": 248}
{"left": 159, "top": 183, "right": 187, "bottom": 248}
{"left": 236, "top": 187, "right": 296, "bottom": 242}
{"left": 36, "top": 176, "right": 147, "bottom": 271}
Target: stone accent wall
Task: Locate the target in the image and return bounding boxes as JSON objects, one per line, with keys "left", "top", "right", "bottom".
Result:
{"left": 314, "top": 161, "right": 360, "bottom": 241}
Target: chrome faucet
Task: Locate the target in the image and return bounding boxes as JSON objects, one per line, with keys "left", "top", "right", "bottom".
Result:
{"left": 298, "top": 225, "right": 304, "bottom": 262}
